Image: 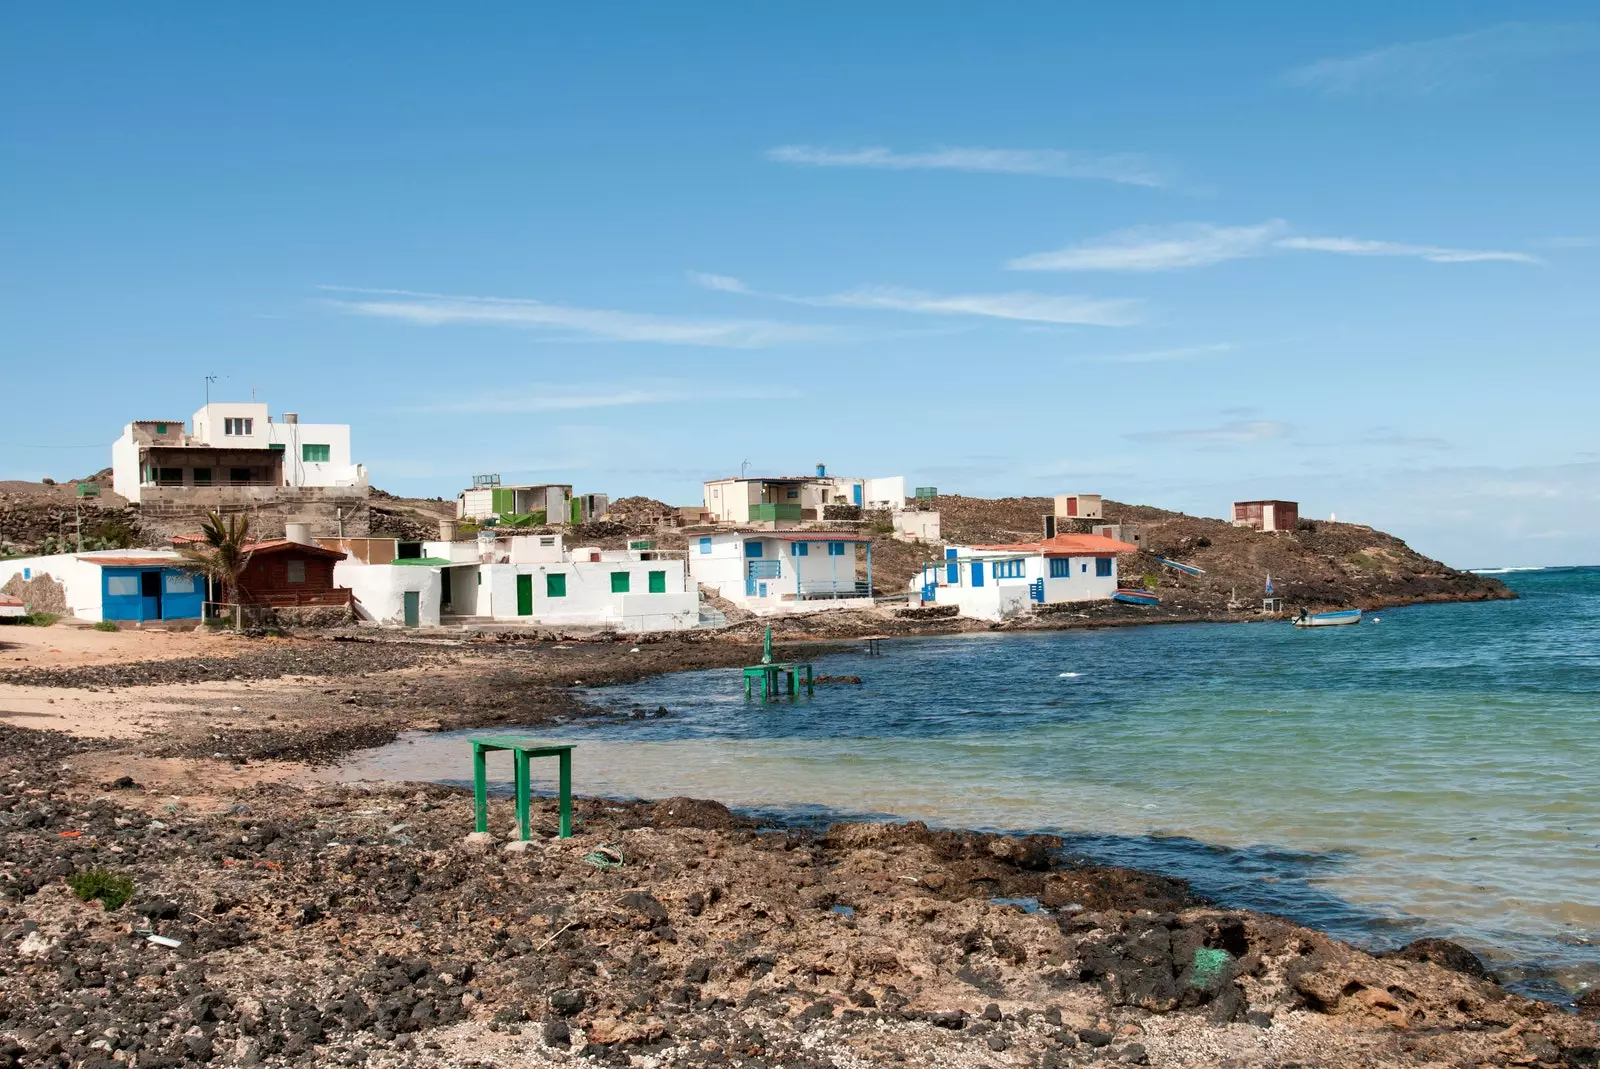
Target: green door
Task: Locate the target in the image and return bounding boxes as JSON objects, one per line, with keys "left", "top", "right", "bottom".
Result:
{"left": 516, "top": 574, "right": 533, "bottom": 615}
{"left": 402, "top": 591, "right": 420, "bottom": 628}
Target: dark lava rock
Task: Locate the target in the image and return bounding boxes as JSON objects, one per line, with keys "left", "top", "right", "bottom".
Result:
{"left": 617, "top": 891, "right": 669, "bottom": 925}
{"left": 929, "top": 1010, "right": 966, "bottom": 1029}
{"left": 549, "top": 989, "right": 586, "bottom": 1017}
{"left": 797, "top": 1000, "right": 834, "bottom": 1023}
{"left": 1078, "top": 1028, "right": 1114, "bottom": 1048}
{"left": 1120, "top": 1042, "right": 1150, "bottom": 1064}
{"left": 1381, "top": 938, "right": 1494, "bottom": 981}
{"left": 542, "top": 1019, "right": 571, "bottom": 1047}
{"left": 986, "top": 1034, "right": 1008, "bottom": 1052}
{"left": 130, "top": 898, "right": 181, "bottom": 921}
{"left": 982, "top": 1003, "right": 1002, "bottom": 1022}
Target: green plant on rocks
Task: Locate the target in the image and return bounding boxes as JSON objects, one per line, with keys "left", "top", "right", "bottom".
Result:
{"left": 92, "top": 620, "right": 120, "bottom": 632}
{"left": 22, "top": 612, "right": 61, "bottom": 627}
{"left": 65, "top": 868, "right": 136, "bottom": 911}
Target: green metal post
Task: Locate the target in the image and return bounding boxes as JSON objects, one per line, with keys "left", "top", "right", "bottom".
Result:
{"left": 804, "top": 663, "right": 814, "bottom": 695}
{"left": 514, "top": 749, "right": 531, "bottom": 841}
{"left": 472, "top": 743, "right": 489, "bottom": 833}
{"left": 558, "top": 749, "right": 572, "bottom": 838}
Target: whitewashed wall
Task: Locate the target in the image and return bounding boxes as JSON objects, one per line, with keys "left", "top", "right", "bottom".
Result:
{"left": 0, "top": 554, "right": 108, "bottom": 620}
{"left": 335, "top": 561, "right": 442, "bottom": 627}
{"left": 110, "top": 433, "right": 143, "bottom": 502}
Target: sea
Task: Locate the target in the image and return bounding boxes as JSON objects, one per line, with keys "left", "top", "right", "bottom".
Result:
{"left": 334, "top": 567, "right": 1600, "bottom": 1002}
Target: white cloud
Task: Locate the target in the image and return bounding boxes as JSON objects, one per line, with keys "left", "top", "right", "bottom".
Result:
{"left": 1083, "top": 343, "right": 1234, "bottom": 364}
{"left": 766, "top": 144, "right": 1165, "bottom": 187}
{"left": 691, "top": 274, "right": 1141, "bottom": 326}
{"left": 1127, "top": 420, "right": 1291, "bottom": 445}
{"left": 1009, "top": 222, "right": 1290, "bottom": 272}
{"left": 686, "top": 271, "right": 749, "bottom": 293}
{"left": 1010, "top": 221, "right": 1537, "bottom": 272}
{"left": 320, "top": 286, "right": 824, "bottom": 348}
{"left": 1286, "top": 21, "right": 1600, "bottom": 97}
{"left": 411, "top": 381, "right": 798, "bottom": 415}
{"left": 1274, "top": 236, "right": 1537, "bottom": 263}
{"left": 818, "top": 286, "right": 1142, "bottom": 326}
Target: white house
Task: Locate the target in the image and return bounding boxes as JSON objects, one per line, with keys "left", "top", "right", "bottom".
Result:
{"left": 0, "top": 549, "right": 204, "bottom": 624}
{"left": 111, "top": 403, "right": 364, "bottom": 503}
{"left": 335, "top": 533, "right": 697, "bottom": 631}
{"left": 456, "top": 480, "right": 575, "bottom": 525}
{"left": 689, "top": 530, "right": 875, "bottom": 615}
{"left": 910, "top": 532, "right": 1137, "bottom": 622}
{"left": 702, "top": 468, "right": 905, "bottom": 528}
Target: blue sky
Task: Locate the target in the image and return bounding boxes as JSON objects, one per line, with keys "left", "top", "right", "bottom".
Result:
{"left": 3, "top": 3, "right": 1597, "bottom": 567}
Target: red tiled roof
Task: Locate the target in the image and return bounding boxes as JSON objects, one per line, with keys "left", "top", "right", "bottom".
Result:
{"left": 169, "top": 535, "right": 345, "bottom": 559}
{"left": 0, "top": 594, "right": 24, "bottom": 607}
{"left": 79, "top": 556, "right": 184, "bottom": 567}
{"left": 971, "top": 533, "right": 1138, "bottom": 556}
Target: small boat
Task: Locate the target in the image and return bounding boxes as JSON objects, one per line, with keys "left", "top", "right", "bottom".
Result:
{"left": 1112, "top": 589, "right": 1160, "bottom": 606}
{"left": 1292, "top": 608, "right": 1363, "bottom": 627}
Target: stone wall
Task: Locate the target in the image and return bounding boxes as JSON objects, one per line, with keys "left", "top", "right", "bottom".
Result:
{"left": 1, "top": 573, "right": 68, "bottom": 615}
{"left": 135, "top": 486, "right": 372, "bottom": 543}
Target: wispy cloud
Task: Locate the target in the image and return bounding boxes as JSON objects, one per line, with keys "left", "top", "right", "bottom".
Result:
{"left": 320, "top": 286, "right": 826, "bottom": 348}
{"left": 1286, "top": 21, "right": 1600, "bottom": 97}
{"left": 409, "top": 380, "right": 798, "bottom": 415}
{"left": 1126, "top": 420, "right": 1291, "bottom": 445}
{"left": 1083, "top": 343, "right": 1234, "bottom": 364}
{"left": 818, "top": 287, "right": 1142, "bottom": 326}
{"left": 765, "top": 144, "right": 1165, "bottom": 187}
{"left": 1010, "top": 222, "right": 1291, "bottom": 272}
{"left": 1274, "top": 236, "right": 1536, "bottom": 263}
{"left": 1534, "top": 236, "right": 1599, "bottom": 249}
{"left": 1010, "top": 221, "right": 1536, "bottom": 272}
{"left": 688, "top": 272, "right": 1141, "bottom": 327}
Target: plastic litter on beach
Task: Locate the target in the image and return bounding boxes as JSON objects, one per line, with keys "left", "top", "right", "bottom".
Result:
{"left": 145, "top": 935, "right": 182, "bottom": 948}
{"left": 583, "top": 844, "right": 625, "bottom": 870}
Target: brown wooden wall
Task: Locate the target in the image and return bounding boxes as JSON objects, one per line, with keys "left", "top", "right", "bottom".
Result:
{"left": 235, "top": 552, "right": 338, "bottom": 600}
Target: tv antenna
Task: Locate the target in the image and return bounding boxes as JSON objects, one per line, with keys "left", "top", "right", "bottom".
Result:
{"left": 205, "top": 374, "right": 217, "bottom": 406}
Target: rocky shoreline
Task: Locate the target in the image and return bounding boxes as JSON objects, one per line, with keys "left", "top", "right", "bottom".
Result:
{"left": 1, "top": 627, "right": 1595, "bottom": 1068}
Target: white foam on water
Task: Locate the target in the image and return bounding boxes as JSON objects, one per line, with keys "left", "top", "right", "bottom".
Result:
{"left": 1058, "top": 671, "right": 1082, "bottom": 678}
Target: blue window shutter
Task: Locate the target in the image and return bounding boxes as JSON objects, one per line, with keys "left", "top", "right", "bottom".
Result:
{"left": 828, "top": 541, "right": 844, "bottom": 556}
{"left": 1082, "top": 562, "right": 1088, "bottom": 573}
{"left": 699, "top": 537, "right": 711, "bottom": 554}
{"left": 945, "top": 548, "right": 958, "bottom": 584}
{"left": 1096, "top": 557, "right": 1113, "bottom": 577}
{"left": 745, "top": 541, "right": 763, "bottom": 558}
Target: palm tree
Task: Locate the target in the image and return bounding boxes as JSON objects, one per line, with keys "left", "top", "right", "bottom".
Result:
{"left": 177, "top": 511, "right": 255, "bottom": 630}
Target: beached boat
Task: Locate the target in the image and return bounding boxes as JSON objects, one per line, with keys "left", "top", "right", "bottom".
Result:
{"left": 1112, "top": 589, "right": 1160, "bottom": 606}
{"left": 1292, "top": 608, "right": 1363, "bottom": 627}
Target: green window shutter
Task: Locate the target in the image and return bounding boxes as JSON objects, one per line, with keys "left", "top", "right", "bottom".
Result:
{"left": 155, "top": 423, "right": 167, "bottom": 434}
{"left": 648, "top": 570, "right": 666, "bottom": 594}
{"left": 302, "top": 443, "right": 330, "bottom": 462}
{"left": 610, "top": 571, "right": 630, "bottom": 593}
{"left": 492, "top": 488, "right": 513, "bottom": 514}
{"left": 268, "top": 443, "right": 285, "bottom": 452}
{"left": 546, "top": 573, "right": 566, "bottom": 598}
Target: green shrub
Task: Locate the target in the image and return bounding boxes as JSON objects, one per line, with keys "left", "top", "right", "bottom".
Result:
{"left": 93, "top": 620, "right": 120, "bottom": 633}
{"left": 66, "top": 868, "right": 136, "bottom": 911}
{"left": 22, "top": 612, "right": 60, "bottom": 627}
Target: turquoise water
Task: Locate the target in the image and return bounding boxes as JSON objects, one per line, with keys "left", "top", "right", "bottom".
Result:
{"left": 338, "top": 568, "right": 1599, "bottom": 1001}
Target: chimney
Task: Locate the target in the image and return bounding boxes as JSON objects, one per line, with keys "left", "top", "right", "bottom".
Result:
{"left": 283, "top": 412, "right": 298, "bottom": 424}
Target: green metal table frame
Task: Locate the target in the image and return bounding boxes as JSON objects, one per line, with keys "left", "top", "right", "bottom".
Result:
{"left": 742, "top": 662, "right": 814, "bottom": 699}
{"left": 469, "top": 736, "right": 574, "bottom": 841}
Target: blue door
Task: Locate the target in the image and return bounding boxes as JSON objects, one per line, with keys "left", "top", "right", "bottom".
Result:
{"left": 945, "top": 548, "right": 958, "bottom": 584}
{"left": 853, "top": 484, "right": 863, "bottom": 506}
{"left": 971, "top": 562, "right": 985, "bottom": 587}
{"left": 139, "top": 571, "right": 162, "bottom": 621}
{"left": 1030, "top": 579, "right": 1045, "bottom": 602}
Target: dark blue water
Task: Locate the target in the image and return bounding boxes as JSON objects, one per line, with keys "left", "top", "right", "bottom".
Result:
{"left": 340, "top": 568, "right": 1600, "bottom": 1001}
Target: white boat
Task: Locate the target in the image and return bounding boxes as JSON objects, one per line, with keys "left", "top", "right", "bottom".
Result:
{"left": 1293, "top": 608, "right": 1363, "bottom": 627}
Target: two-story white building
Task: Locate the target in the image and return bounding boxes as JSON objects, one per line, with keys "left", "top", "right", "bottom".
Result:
{"left": 701, "top": 468, "right": 906, "bottom": 529}
{"left": 689, "top": 530, "right": 875, "bottom": 615}
{"left": 911, "top": 532, "right": 1137, "bottom": 622}
{"left": 111, "top": 403, "right": 364, "bottom": 503}
{"left": 335, "top": 533, "right": 697, "bottom": 631}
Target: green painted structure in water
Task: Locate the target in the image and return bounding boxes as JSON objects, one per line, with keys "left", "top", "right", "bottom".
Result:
{"left": 742, "top": 627, "right": 814, "bottom": 700}
{"left": 470, "top": 736, "right": 574, "bottom": 840}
